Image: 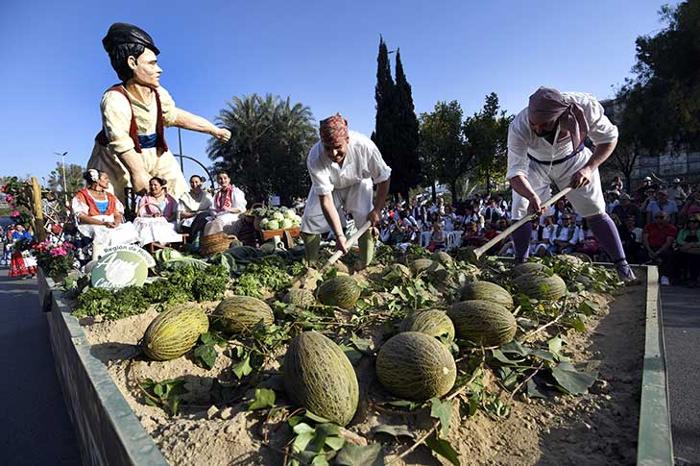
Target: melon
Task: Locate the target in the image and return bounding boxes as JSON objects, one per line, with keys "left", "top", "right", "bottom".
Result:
{"left": 410, "top": 258, "right": 435, "bottom": 275}
{"left": 458, "top": 281, "right": 514, "bottom": 310}
{"left": 410, "top": 259, "right": 448, "bottom": 281}
{"left": 447, "top": 300, "right": 516, "bottom": 347}
{"left": 399, "top": 310, "right": 455, "bottom": 343}
{"left": 512, "top": 262, "right": 550, "bottom": 277}
{"left": 213, "top": 296, "right": 274, "bottom": 334}
{"left": 283, "top": 331, "right": 359, "bottom": 426}
{"left": 316, "top": 276, "right": 361, "bottom": 309}
{"left": 513, "top": 272, "right": 567, "bottom": 301}
{"left": 375, "top": 332, "right": 456, "bottom": 401}
{"left": 432, "top": 251, "right": 454, "bottom": 267}
{"left": 284, "top": 288, "right": 316, "bottom": 308}
{"left": 142, "top": 307, "right": 209, "bottom": 361}
{"left": 382, "top": 263, "right": 412, "bottom": 283}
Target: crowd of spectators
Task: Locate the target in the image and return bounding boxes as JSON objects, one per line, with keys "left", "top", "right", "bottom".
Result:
{"left": 375, "top": 175, "right": 700, "bottom": 287}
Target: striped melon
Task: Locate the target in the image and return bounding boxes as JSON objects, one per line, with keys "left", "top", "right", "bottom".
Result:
{"left": 399, "top": 310, "right": 455, "bottom": 343}
{"left": 410, "top": 258, "right": 435, "bottom": 275}
{"left": 316, "top": 276, "right": 361, "bottom": 309}
{"left": 512, "top": 262, "right": 550, "bottom": 277}
{"left": 142, "top": 307, "right": 209, "bottom": 361}
{"left": 459, "top": 281, "right": 514, "bottom": 310}
{"left": 410, "top": 259, "right": 448, "bottom": 281}
{"left": 447, "top": 300, "right": 516, "bottom": 347}
{"left": 432, "top": 251, "right": 453, "bottom": 267}
{"left": 375, "top": 332, "right": 456, "bottom": 401}
{"left": 284, "top": 288, "right": 316, "bottom": 308}
{"left": 283, "top": 331, "right": 359, "bottom": 426}
{"left": 513, "top": 272, "right": 567, "bottom": 301}
{"left": 214, "top": 296, "right": 274, "bottom": 334}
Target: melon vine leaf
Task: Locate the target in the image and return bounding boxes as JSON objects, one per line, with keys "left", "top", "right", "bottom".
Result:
{"left": 372, "top": 424, "right": 415, "bottom": 440}
{"left": 248, "top": 388, "right": 276, "bottom": 411}
{"left": 429, "top": 398, "right": 453, "bottom": 438}
{"left": 424, "top": 433, "right": 460, "bottom": 465}
{"left": 551, "top": 362, "right": 597, "bottom": 395}
{"left": 334, "top": 443, "right": 382, "bottom": 466}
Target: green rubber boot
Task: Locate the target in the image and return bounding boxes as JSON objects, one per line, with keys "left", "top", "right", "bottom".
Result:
{"left": 302, "top": 232, "right": 321, "bottom": 265}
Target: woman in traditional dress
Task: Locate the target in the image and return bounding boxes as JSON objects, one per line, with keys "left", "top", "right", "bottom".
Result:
{"left": 134, "top": 177, "right": 182, "bottom": 247}
{"left": 72, "top": 169, "right": 139, "bottom": 259}
{"left": 202, "top": 172, "right": 247, "bottom": 236}
{"left": 177, "top": 175, "right": 213, "bottom": 245}
{"left": 8, "top": 224, "right": 36, "bottom": 279}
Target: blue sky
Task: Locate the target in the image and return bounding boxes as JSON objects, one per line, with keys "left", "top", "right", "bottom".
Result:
{"left": 0, "top": 0, "right": 677, "bottom": 183}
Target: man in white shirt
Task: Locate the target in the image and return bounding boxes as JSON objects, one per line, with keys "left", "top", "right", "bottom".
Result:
{"left": 301, "top": 114, "right": 391, "bottom": 267}
{"left": 507, "top": 87, "right": 634, "bottom": 280}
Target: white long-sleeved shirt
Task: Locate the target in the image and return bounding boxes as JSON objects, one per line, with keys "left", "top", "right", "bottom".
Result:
{"left": 307, "top": 131, "right": 391, "bottom": 195}
{"left": 506, "top": 92, "right": 618, "bottom": 180}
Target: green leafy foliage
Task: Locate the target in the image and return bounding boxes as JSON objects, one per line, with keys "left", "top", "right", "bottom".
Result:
{"left": 286, "top": 412, "right": 347, "bottom": 465}
{"left": 248, "top": 388, "right": 276, "bottom": 411}
{"left": 425, "top": 432, "right": 460, "bottom": 465}
{"left": 139, "top": 378, "right": 188, "bottom": 416}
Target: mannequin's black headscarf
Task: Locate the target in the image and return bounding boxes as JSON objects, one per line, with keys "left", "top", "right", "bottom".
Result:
{"left": 102, "top": 23, "right": 160, "bottom": 82}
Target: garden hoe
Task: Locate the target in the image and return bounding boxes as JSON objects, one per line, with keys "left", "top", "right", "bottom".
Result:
{"left": 463, "top": 187, "right": 573, "bottom": 264}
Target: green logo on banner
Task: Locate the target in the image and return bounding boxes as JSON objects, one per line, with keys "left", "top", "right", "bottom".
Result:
{"left": 91, "top": 249, "right": 149, "bottom": 289}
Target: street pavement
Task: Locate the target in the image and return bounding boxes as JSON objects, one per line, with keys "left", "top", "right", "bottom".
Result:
{"left": 0, "top": 269, "right": 80, "bottom": 465}
{"left": 662, "top": 285, "right": 700, "bottom": 465}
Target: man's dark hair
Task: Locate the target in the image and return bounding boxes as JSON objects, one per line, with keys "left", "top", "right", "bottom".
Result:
{"left": 102, "top": 23, "right": 159, "bottom": 83}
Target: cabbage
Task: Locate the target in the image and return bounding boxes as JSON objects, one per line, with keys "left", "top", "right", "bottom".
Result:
{"left": 284, "top": 209, "right": 296, "bottom": 219}
{"left": 266, "top": 220, "right": 280, "bottom": 230}
{"left": 272, "top": 211, "right": 285, "bottom": 222}
{"left": 281, "top": 218, "right": 293, "bottom": 229}
{"left": 260, "top": 218, "right": 270, "bottom": 228}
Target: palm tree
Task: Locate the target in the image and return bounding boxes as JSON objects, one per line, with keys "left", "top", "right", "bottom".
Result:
{"left": 208, "top": 94, "right": 317, "bottom": 204}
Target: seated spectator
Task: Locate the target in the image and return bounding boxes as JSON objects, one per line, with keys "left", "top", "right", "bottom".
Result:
{"left": 203, "top": 171, "right": 247, "bottom": 237}
{"left": 482, "top": 198, "right": 504, "bottom": 225}
{"left": 605, "top": 191, "right": 620, "bottom": 214}
{"left": 610, "top": 176, "right": 624, "bottom": 193}
{"left": 635, "top": 176, "right": 657, "bottom": 202}
{"left": 550, "top": 214, "right": 580, "bottom": 254}
{"left": 642, "top": 212, "right": 677, "bottom": 285}
{"left": 674, "top": 215, "right": 700, "bottom": 287}
{"left": 646, "top": 190, "right": 678, "bottom": 225}
{"left": 177, "top": 175, "right": 213, "bottom": 243}
{"left": 577, "top": 218, "right": 603, "bottom": 260}
{"left": 679, "top": 189, "right": 700, "bottom": 223}
{"left": 618, "top": 215, "right": 643, "bottom": 264}
{"left": 427, "top": 221, "right": 446, "bottom": 252}
{"left": 612, "top": 193, "right": 642, "bottom": 227}
{"left": 530, "top": 216, "right": 555, "bottom": 257}
{"left": 552, "top": 198, "right": 573, "bottom": 225}
{"left": 667, "top": 178, "right": 687, "bottom": 204}
{"left": 72, "top": 169, "right": 138, "bottom": 259}
{"left": 135, "top": 177, "right": 182, "bottom": 247}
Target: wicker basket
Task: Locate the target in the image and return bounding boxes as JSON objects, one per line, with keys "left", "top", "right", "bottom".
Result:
{"left": 200, "top": 232, "right": 231, "bottom": 257}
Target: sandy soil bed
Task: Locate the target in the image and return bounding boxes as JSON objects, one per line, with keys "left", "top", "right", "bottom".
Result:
{"left": 79, "top": 266, "right": 645, "bottom": 466}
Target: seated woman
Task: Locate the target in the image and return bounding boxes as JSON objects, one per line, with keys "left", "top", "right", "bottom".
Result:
{"left": 134, "top": 177, "right": 182, "bottom": 247}
{"left": 427, "top": 221, "right": 446, "bottom": 252}
{"left": 203, "top": 171, "right": 247, "bottom": 237}
{"left": 177, "top": 175, "right": 213, "bottom": 242}
{"left": 8, "top": 224, "right": 37, "bottom": 279}
{"left": 72, "top": 169, "right": 139, "bottom": 259}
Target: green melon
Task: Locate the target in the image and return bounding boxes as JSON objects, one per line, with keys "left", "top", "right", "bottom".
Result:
{"left": 459, "top": 281, "right": 514, "bottom": 310}
{"left": 447, "top": 300, "right": 516, "bottom": 347}
{"left": 282, "top": 331, "right": 359, "bottom": 426}
{"left": 284, "top": 288, "right": 316, "bottom": 308}
{"left": 410, "top": 258, "right": 435, "bottom": 275}
{"left": 512, "top": 262, "right": 550, "bottom": 277}
{"left": 213, "top": 296, "right": 274, "bottom": 334}
{"left": 142, "top": 307, "right": 209, "bottom": 361}
{"left": 375, "top": 332, "right": 456, "bottom": 401}
{"left": 432, "top": 251, "right": 454, "bottom": 267}
{"left": 513, "top": 272, "right": 568, "bottom": 301}
{"left": 316, "top": 276, "right": 361, "bottom": 309}
{"left": 399, "top": 310, "right": 455, "bottom": 343}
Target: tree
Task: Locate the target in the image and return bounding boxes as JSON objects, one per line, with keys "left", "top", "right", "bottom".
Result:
{"left": 391, "top": 50, "right": 421, "bottom": 200}
{"left": 622, "top": 1, "right": 700, "bottom": 151}
{"left": 418, "top": 101, "right": 469, "bottom": 202}
{"left": 208, "top": 94, "right": 316, "bottom": 205}
{"left": 371, "top": 37, "right": 421, "bottom": 202}
{"left": 463, "top": 93, "right": 512, "bottom": 194}
{"left": 47, "top": 162, "right": 84, "bottom": 195}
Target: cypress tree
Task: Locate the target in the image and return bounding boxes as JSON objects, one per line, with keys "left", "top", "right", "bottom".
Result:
{"left": 393, "top": 49, "right": 421, "bottom": 201}
{"left": 372, "top": 36, "right": 397, "bottom": 179}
